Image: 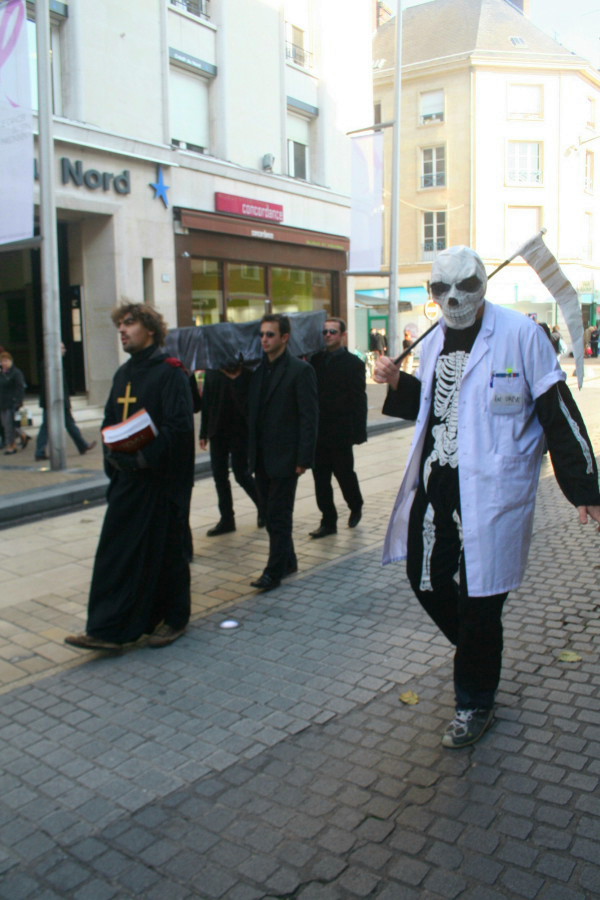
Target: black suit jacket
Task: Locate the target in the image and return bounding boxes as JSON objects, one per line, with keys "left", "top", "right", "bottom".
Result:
{"left": 310, "top": 348, "right": 367, "bottom": 446}
{"left": 199, "top": 368, "right": 252, "bottom": 441}
{"left": 248, "top": 350, "right": 318, "bottom": 478}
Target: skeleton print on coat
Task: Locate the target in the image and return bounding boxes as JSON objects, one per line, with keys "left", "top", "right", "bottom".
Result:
{"left": 422, "top": 350, "right": 470, "bottom": 492}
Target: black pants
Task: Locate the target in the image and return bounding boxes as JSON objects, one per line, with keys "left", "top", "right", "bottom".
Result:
{"left": 210, "top": 433, "right": 260, "bottom": 522}
{"left": 406, "top": 489, "right": 508, "bottom": 710}
{"left": 255, "top": 460, "right": 298, "bottom": 580}
{"left": 313, "top": 441, "right": 363, "bottom": 527}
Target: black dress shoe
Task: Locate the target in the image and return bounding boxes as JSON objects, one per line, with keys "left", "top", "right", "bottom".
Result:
{"left": 348, "top": 509, "right": 362, "bottom": 528}
{"left": 206, "top": 520, "right": 236, "bottom": 537}
{"left": 309, "top": 524, "right": 337, "bottom": 539}
{"left": 284, "top": 563, "right": 298, "bottom": 577}
{"left": 250, "top": 573, "right": 281, "bottom": 591}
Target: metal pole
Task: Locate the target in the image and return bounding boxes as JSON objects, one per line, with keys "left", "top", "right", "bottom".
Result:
{"left": 36, "top": 0, "right": 66, "bottom": 469}
{"left": 387, "top": 3, "right": 403, "bottom": 359}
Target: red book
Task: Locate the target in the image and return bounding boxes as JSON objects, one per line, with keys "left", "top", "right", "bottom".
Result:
{"left": 102, "top": 409, "right": 158, "bottom": 453}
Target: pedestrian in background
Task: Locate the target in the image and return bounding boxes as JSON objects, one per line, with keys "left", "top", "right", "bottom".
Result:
{"left": 308, "top": 317, "right": 367, "bottom": 538}
{"left": 35, "top": 343, "right": 96, "bottom": 460}
{"left": 0, "top": 351, "right": 26, "bottom": 455}
{"left": 200, "top": 365, "right": 263, "bottom": 536}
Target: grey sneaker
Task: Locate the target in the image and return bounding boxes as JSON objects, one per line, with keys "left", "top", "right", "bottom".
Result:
{"left": 441, "top": 707, "right": 494, "bottom": 749}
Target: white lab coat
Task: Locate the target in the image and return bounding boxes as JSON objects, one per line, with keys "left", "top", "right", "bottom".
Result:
{"left": 383, "top": 301, "right": 565, "bottom": 596}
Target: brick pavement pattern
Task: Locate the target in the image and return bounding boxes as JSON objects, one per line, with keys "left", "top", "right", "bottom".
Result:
{"left": 0, "top": 375, "right": 599, "bottom": 898}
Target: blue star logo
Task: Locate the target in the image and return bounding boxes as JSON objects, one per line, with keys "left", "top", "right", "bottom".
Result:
{"left": 149, "top": 165, "right": 170, "bottom": 208}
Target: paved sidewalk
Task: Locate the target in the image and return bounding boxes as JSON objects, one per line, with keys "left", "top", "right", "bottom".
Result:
{"left": 0, "top": 383, "right": 403, "bottom": 526}
{"left": 0, "top": 374, "right": 599, "bottom": 898}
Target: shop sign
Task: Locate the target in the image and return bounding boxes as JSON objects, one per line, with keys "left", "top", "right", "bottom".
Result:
{"left": 215, "top": 192, "right": 284, "bottom": 223}
{"left": 424, "top": 299, "right": 440, "bottom": 321}
{"left": 60, "top": 157, "right": 131, "bottom": 194}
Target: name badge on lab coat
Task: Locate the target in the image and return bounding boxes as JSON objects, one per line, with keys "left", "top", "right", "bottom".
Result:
{"left": 490, "top": 371, "right": 523, "bottom": 414}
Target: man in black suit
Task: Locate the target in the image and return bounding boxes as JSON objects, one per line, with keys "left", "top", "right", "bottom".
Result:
{"left": 309, "top": 318, "right": 367, "bottom": 538}
{"left": 247, "top": 313, "right": 318, "bottom": 591}
{"left": 200, "top": 366, "right": 263, "bottom": 536}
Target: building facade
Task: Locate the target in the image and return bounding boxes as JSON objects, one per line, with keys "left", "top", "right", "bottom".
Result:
{"left": 1, "top": 0, "right": 372, "bottom": 404}
{"left": 367, "top": 0, "right": 600, "bottom": 354}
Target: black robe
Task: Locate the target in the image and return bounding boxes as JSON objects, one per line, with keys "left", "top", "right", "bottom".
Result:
{"left": 87, "top": 345, "right": 195, "bottom": 642}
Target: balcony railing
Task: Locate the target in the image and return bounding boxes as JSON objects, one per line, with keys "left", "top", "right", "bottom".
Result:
{"left": 507, "top": 168, "right": 542, "bottom": 185}
{"left": 421, "top": 172, "right": 446, "bottom": 188}
{"left": 170, "top": 0, "right": 210, "bottom": 20}
{"left": 422, "top": 239, "right": 447, "bottom": 261}
{"left": 285, "top": 42, "right": 313, "bottom": 70}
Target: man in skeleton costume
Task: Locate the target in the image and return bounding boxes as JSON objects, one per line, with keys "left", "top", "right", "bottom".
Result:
{"left": 375, "top": 246, "right": 600, "bottom": 749}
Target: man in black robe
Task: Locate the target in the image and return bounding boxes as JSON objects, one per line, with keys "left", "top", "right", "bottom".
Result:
{"left": 65, "top": 303, "right": 195, "bottom": 650}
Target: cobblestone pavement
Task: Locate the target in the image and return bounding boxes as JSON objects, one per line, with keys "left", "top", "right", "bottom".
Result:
{"left": 0, "top": 376, "right": 599, "bottom": 898}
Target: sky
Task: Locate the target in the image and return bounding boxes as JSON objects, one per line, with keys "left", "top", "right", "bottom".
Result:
{"left": 387, "top": 0, "right": 600, "bottom": 68}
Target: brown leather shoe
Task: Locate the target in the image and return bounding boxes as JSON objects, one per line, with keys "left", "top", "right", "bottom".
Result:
{"left": 64, "top": 633, "right": 122, "bottom": 650}
{"left": 147, "top": 623, "right": 186, "bottom": 648}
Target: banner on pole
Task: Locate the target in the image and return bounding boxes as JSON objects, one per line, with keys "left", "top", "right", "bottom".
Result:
{"left": 0, "top": 0, "right": 33, "bottom": 245}
{"left": 349, "top": 132, "right": 384, "bottom": 272}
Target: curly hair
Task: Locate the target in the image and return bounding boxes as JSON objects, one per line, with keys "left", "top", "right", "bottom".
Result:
{"left": 111, "top": 302, "right": 168, "bottom": 346}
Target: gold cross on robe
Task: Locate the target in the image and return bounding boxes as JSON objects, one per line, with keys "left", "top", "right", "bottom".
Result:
{"left": 117, "top": 382, "right": 137, "bottom": 421}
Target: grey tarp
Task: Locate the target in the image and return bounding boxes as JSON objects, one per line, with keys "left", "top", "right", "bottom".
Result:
{"left": 165, "top": 310, "right": 327, "bottom": 370}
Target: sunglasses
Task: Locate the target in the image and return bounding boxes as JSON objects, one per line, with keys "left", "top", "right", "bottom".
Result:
{"left": 260, "top": 330, "right": 276, "bottom": 338}
{"left": 323, "top": 329, "right": 340, "bottom": 335}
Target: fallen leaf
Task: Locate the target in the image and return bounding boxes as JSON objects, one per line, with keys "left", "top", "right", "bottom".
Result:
{"left": 399, "top": 691, "right": 420, "bottom": 705}
{"left": 557, "top": 650, "right": 582, "bottom": 663}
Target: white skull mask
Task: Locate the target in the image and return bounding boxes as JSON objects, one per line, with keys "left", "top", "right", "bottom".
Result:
{"left": 430, "top": 246, "right": 487, "bottom": 330}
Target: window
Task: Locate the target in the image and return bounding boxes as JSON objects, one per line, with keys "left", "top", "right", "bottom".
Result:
{"left": 421, "top": 147, "right": 445, "bottom": 188}
{"left": 420, "top": 89, "right": 444, "bottom": 125}
{"left": 507, "top": 84, "right": 543, "bottom": 120}
{"left": 170, "top": 0, "right": 210, "bottom": 19}
{"left": 586, "top": 97, "right": 597, "bottom": 130}
{"left": 423, "top": 211, "right": 446, "bottom": 260}
{"left": 271, "top": 268, "right": 332, "bottom": 315}
{"left": 169, "top": 66, "right": 210, "bottom": 152}
{"left": 191, "top": 259, "right": 223, "bottom": 326}
{"left": 506, "top": 207, "right": 541, "bottom": 253}
{"left": 26, "top": 17, "right": 64, "bottom": 115}
{"left": 285, "top": 22, "right": 312, "bottom": 69}
{"left": 586, "top": 151, "right": 594, "bottom": 192}
{"left": 507, "top": 142, "right": 542, "bottom": 185}
{"left": 287, "top": 113, "right": 311, "bottom": 180}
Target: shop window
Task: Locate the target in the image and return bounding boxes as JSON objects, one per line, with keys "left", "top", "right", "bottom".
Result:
{"left": 271, "top": 268, "right": 332, "bottom": 316}
{"left": 423, "top": 211, "right": 446, "bottom": 260}
{"left": 507, "top": 141, "right": 542, "bottom": 185}
{"left": 169, "top": 65, "right": 210, "bottom": 153}
{"left": 191, "top": 259, "right": 223, "bottom": 325}
{"left": 227, "top": 263, "right": 267, "bottom": 323}
{"left": 421, "top": 146, "right": 445, "bottom": 188}
{"left": 507, "top": 84, "right": 543, "bottom": 120}
{"left": 420, "top": 89, "right": 444, "bottom": 125}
